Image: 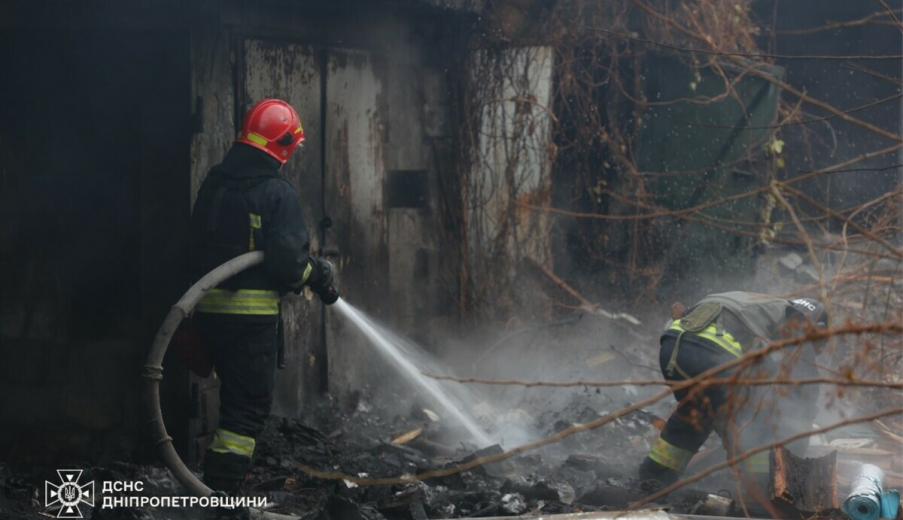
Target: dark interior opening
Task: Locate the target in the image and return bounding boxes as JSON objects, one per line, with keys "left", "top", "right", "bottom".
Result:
{"left": 0, "top": 3, "right": 192, "bottom": 463}
{"left": 387, "top": 169, "right": 430, "bottom": 209}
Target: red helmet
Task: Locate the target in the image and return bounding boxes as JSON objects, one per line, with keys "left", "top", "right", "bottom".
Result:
{"left": 237, "top": 99, "right": 306, "bottom": 164}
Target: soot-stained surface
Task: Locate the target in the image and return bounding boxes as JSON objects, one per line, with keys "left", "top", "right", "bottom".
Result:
{"left": 243, "top": 393, "right": 709, "bottom": 519}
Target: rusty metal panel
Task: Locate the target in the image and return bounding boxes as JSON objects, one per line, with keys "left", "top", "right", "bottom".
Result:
{"left": 770, "top": 446, "right": 839, "bottom": 513}
{"left": 242, "top": 39, "right": 324, "bottom": 416}
{"left": 387, "top": 208, "right": 437, "bottom": 338}
{"left": 323, "top": 49, "right": 388, "bottom": 394}
{"left": 381, "top": 63, "right": 445, "bottom": 345}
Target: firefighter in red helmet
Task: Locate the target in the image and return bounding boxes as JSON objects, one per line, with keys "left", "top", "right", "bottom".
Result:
{"left": 190, "top": 99, "right": 338, "bottom": 496}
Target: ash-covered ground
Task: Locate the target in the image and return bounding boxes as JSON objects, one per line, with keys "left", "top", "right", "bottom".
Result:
{"left": 0, "top": 304, "right": 736, "bottom": 519}
{"left": 238, "top": 306, "right": 728, "bottom": 520}
{"left": 243, "top": 389, "right": 710, "bottom": 519}
{"left": 3, "top": 248, "right": 893, "bottom": 519}
{"left": 0, "top": 390, "right": 716, "bottom": 520}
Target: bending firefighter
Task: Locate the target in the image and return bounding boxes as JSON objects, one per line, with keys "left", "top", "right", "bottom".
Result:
{"left": 190, "top": 99, "right": 338, "bottom": 495}
{"left": 638, "top": 291, "right": 829, "bottom": 489}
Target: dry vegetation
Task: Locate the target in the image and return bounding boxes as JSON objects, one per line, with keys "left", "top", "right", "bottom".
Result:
{"left": 311, "top": 0, "right": 903, "bottom": 501}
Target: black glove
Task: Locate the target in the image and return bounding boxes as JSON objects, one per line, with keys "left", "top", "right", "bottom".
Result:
{"left": 307, "top": 257, "right": 339, "bottom": 305}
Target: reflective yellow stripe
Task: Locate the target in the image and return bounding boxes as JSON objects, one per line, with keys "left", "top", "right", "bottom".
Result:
{"left": 248, "top": 213, "right": 261, "bottom": 251}
{"left": 249, "top": 213, "right": 262, "bottom": 229}
{"left": 196, "top": 288, "right": 279, "bottom": 315}
{"left": 246, "top": 132, "right": 268, "bottom": 147}
{"left": 668, "top": 320, "right": 743, "bottom": 357}
{"left": 209, "top": 428, "right": 256, "bottom": 457}
{"left": 649, "top": 437, "right": 694, "bottom": 472}
{"left": 301, "top": 262, "right": 313, "bottom": 284}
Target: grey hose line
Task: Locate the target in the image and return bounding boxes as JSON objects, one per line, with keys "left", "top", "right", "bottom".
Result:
{"left": 143, "top": 251, "right": 265, "bottom": 497}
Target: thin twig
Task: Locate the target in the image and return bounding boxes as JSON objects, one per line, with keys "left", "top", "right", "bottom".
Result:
{"left": 295, "top": 322, "right": 901, "bottom": 486}
{"left": 519, "top": 144, "right": 903, "bottom": 221}
{"left": 587, "top": 25, "right": 903, "bottom": 61}
{"left": 423, "top": 373, "right": 903, "bottom": 391}
{"left": 770, "top": 181, "right": 827, "bottom": 303}
{"left": 632, "top": 406, "right": 903, "bottom": 508}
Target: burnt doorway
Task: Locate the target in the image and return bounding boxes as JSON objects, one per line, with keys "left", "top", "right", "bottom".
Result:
{"left": 236, "top": 40, "right": 389, "bottom": 418}
{"left": 239, "top": 39, "right": 326, "bottom": 417}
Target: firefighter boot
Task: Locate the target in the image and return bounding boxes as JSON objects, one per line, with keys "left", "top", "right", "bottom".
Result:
{"left": 638, "top": 456, "right": 681, "bottom": 492}
{"left": 203, "top": 450, "right": 251, "bottom": 496}
{"left": 203, "top": 450, "right": 252, "bottom": 520}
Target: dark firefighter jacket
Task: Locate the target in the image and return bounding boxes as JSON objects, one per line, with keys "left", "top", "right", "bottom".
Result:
{"left": 190, "top": 144, "right": 312, "bottom": 317}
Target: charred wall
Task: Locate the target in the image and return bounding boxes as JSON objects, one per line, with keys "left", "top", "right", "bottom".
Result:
{"left": 184, "top": 0, "right": 475, "bottom": 464}
{"left": 0, "top": 0, "right": 521, "bottom": 466}
{"left": 0, "top": 2, "right": 192, "bottom": 463}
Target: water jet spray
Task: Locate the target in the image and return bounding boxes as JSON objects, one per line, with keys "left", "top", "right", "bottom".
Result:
{"left": 333, "top": 298, "right": 494, "bottom": 447}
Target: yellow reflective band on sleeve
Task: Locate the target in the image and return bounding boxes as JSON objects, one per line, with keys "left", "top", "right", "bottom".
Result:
{"left": 209, "top": 428, "right": 256, "bottom": 458}
{"left": 301, "top": 262, "right": 313, "bottom": 284}
{"left": 196, "top": 289, "right": 279, "bottom": 315}
{"left": 668, "top": 320, "right": 743, "bottom": 358}
{"left": 648, "top": 437, "right": 695, "bottom": 472}
{"left": 246, "top": 132, "right": 268, "bottom": 147}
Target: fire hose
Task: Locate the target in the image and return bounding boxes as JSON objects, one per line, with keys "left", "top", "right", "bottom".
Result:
{"left": 142, "top": 251, "right": 264, "bottom": 497}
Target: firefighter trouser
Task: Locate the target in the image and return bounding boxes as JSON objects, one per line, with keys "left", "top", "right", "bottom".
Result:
{"left": 642, "top": 333, "right": 771, "bottom": 483}
{"left": 196, "top": 312, "right": 280, "bottom": 493}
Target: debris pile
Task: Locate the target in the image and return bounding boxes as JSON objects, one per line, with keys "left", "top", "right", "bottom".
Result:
{"left": 243, "top": 393, "right": 707, "bottom": 519}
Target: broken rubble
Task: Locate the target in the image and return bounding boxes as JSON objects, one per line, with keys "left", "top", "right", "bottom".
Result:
{"left": 242, "top": 394, "right": 724, "bottom": 518}
{"left": 501, "top": 492, "right": 528, "bottom": 515}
